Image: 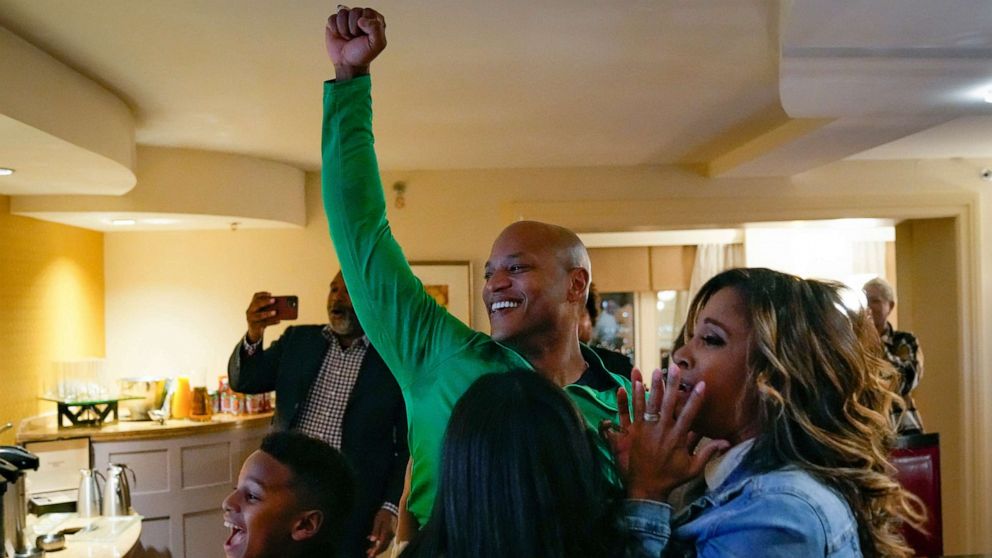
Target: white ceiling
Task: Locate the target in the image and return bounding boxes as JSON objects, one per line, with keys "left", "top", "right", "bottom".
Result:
{"left": 1, "top": 0, "right": 991, "bottom": 195}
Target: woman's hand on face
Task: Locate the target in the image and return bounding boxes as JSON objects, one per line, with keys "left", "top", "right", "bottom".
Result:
{"left": 617, "top": 365, "right": 730, "bottom": 502}
{"left": 602, "top": 367, "right": 649, "bottom": 480}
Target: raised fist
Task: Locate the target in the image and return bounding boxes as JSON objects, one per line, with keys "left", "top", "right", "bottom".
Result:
{"left": 326, "top": 6, "right": 387, "bottom": 77}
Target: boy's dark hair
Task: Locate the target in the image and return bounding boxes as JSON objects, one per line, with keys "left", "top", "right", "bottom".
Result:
{"left": 260, "top": 430, "right": 355, "bottom": 555}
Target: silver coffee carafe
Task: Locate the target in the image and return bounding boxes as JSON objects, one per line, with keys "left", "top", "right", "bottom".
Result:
{"left": 103, "top": 463, "right": 135, "bottom": 517}
{"left": 76, "top": 469, "right": 103, "bottom": 519}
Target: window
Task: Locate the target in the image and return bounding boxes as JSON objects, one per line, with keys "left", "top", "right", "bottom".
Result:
{"left": 655, "top": 290, "right": 689, "bottom": 369}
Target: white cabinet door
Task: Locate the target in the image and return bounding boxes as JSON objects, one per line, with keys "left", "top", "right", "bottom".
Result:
{"left": 92, "top": 424, "right": 269, "bottom": 557}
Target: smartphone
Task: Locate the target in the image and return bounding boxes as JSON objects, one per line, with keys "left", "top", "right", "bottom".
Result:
{"left": 271, "top": 295, "right": 299, "bottom": 321}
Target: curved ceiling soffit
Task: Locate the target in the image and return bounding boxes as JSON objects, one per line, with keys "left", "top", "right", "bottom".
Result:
{"left": 0, "top": 25, "right": 136, "bottom": 196}
{"left": 11, "top": 146, "right": 307, "bottom": 231}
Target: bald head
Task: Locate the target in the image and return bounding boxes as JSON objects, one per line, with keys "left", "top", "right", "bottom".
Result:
{"left": 483, "top": 221, "right": 592, "bottom": 349}
{"left": 495, "top": 220, "right": 592, "bottom": 289}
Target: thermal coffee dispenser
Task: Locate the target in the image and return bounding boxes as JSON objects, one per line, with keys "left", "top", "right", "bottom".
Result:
{"left": 0, "top": 446, "right": 41, "bottom": 558}
{"left": 1, "top": 458, "right": 20, "bottom": 557}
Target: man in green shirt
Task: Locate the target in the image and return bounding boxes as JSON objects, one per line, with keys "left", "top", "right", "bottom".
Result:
{"left": 322, "top": 6, "right": 630, "bottom": 527}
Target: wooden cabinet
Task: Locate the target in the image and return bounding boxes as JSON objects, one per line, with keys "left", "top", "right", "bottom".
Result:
{"left": 90, "top": 422, "right": 269, "bottom": 558}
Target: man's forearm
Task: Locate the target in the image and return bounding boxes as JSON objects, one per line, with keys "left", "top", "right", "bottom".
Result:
{"left": 333, "top": 64, "right": 369, "bottom": 81}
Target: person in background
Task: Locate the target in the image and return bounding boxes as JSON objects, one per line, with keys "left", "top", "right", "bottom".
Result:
{"left": 322, "top": 6, "right": 630, "bottom": 528}
{"left": 401, "top": 372, "right": 622, "bottom": 558}
{"left": 581, "top": 283, "right": 635, "bottom": 379}
{"left": 222, "top": 430, "right": 355, "bottom": 558}
{"left": 228, "top": 271, "right": 408, "bottom": 557}
{"left": 594, "top": 299, "right": 622, "bottom": 346}
{"left": 863, "top": 277, "right": 925, "bottom": 434}
{"left": 614, "top": 268, "right": 924, "bottom": 557}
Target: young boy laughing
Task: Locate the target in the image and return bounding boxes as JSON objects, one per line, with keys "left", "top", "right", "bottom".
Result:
{"left": 223, "top": 431, "right": 355, "bottom": 558}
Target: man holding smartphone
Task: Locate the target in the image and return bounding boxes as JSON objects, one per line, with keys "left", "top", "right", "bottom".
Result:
{"left": 228, "top": 271, "right": 408, "bottom": 558}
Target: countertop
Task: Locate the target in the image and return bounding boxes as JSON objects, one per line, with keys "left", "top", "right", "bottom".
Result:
{"left": 16, "top": 412, "right": 273, "bottom": 443}
{"left": 30, "top": 513, "right": 141, "bottom": 558}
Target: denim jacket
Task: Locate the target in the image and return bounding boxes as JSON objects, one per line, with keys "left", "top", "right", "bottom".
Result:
{"left": 623, "top": 462, "right": 862, "bottom": 557}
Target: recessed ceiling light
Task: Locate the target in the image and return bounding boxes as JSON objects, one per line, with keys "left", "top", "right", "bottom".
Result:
{"left": 0, "top": 168, "right": 15, "bottom": 176}
{"left": 111, "top": 219, "right": 136, "bottom": 226}
{"left": 985, "top": 89, "right": 992, "bottom": 103}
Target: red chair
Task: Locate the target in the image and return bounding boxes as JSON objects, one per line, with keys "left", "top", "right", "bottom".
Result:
{"left": 891, "top": 432, "right": 943, "bottom": 557}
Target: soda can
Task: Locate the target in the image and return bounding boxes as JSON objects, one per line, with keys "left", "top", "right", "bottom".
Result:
{"left": 230, "top": 393, "right": 244, "bottom": 415}
{"left": 246, "top": 394, "right": 261, "bottom": 414}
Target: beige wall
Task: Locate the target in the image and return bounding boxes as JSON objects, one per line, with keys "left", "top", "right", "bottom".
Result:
{"left": 102, "top": 177, "right": 335, "bottom": 386}
{"left": 896, "top": 217, "right": 963, "bottom": 549}
{"left": 102, "top": 158, "right": 992, "bottom": 553}
{"left": 0, "top": 195, "right": 105, "bottom": 445}
{"left": 975, "top": 186, "right": 992, "bottom": 547}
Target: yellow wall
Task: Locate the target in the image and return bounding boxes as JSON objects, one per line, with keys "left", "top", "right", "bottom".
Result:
{"left": 0, "top": 195, "right": 105, "bottom": 444}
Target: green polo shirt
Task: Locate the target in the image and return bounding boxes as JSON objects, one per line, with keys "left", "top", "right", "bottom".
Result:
{"left": 321, "top": 75, "right": 629, "bottom": 525}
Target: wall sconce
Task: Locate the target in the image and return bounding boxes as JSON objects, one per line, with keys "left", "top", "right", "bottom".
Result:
{"left": 393, "top": 181, "right": 407, "bottom": 209}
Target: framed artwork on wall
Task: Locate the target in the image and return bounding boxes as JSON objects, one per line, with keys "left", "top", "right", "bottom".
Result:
{"left": 409, "top": 260, "right": 474, "bottom": 327}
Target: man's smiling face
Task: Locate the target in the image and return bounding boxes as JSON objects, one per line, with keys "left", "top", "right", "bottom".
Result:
{"left": 483, "top": 223, "right": 569, "bottom": 347}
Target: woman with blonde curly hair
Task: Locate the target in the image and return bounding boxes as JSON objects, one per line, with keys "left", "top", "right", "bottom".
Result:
{"left": 617, "top": 267, "right": 923, "bottom": 557}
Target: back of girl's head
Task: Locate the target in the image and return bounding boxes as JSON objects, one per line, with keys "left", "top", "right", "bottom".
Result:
{"left": 404, "top": 371, "right": 618, "bottom": 558}
{"left": 687, "top": 268, "right": 922, "bottom": 557}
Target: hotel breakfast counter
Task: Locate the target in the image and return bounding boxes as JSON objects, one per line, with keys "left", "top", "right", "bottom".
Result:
{"left": 16, "top": 411, "right": 274, "bottom": 443}
{"left": 16, "top": 413, "right": 273, "bottom": 557}
{"left": 29, "top": 513, "right": 142, "bottom": 558}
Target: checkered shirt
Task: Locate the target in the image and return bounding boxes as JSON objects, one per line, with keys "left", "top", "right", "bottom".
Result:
{"left": 242, "top": 327, "right": 398, "bottom": 515}
{"left": 292, "top": 326, "right": 369, "bottom": 450}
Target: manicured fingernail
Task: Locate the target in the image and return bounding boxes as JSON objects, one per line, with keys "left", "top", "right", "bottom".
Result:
{"left": 634, "top": 380, "right": 643, "bottom": 392}
{"left": 694, "top": 381, "right": 705, "bottom": 394}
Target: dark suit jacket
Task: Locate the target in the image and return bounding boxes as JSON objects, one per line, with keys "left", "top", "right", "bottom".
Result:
{"left": 228, "top": 325, "right": 408, "bottom": 558}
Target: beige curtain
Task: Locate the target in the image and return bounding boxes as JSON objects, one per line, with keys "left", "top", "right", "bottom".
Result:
{"left": 686, "top": 243, "right": 745, "bottom": 315}
{"left": 852, "top": 240, "right": 887, "bottom": 277}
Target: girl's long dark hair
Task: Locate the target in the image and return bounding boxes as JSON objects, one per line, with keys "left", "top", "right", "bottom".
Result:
{"left": 402, "top": 371, "right": 621, "bottom": 558}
